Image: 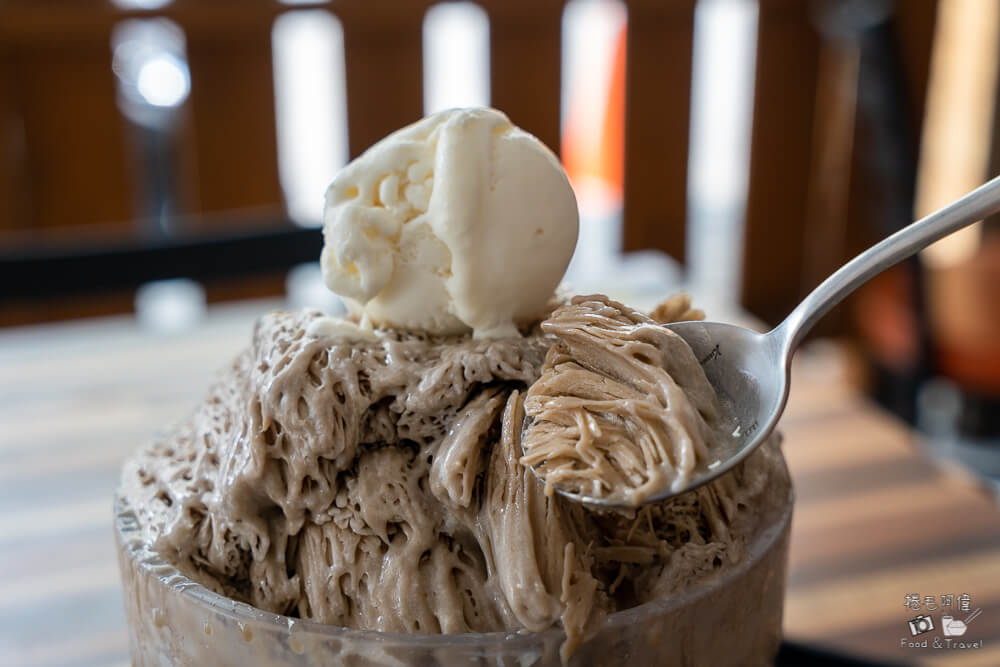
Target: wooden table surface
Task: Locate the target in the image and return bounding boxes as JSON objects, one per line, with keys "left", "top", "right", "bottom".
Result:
{"left": 2, "top": 301, "right": 998, "bottom": 666}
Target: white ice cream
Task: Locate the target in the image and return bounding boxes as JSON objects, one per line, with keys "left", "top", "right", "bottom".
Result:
{"left": 320, "top": 108, "right": 579, "bottom": 338}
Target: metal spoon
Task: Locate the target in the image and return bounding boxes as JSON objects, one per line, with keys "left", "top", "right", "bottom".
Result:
{"left": 545, "top": 174, "right": 1000, "bottom": 507}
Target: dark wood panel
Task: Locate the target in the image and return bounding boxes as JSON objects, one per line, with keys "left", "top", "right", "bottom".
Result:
{"left": 0, "top": 290, "right": 135, "bottom": 328}
{"left": 743, "top": 1, "right": 938, "bottom": 334}
{"left": 0, "top": 1, "right": 285, "bottom": 46}
{"left": 843, "top": 2, "right": 938, "bottom": 340}
{"left": 741, "top": 0, "right": 822, "bottom": 326}
{"left": 0, "top": 1, "right": 293, "bottom": 230}
{"left": 892, "top": 0, "right": 939, "bottom": 142}
{"left": 797, "top": 36, "right": 859, "bottom": 338}
{"left": 0, "top": 57, "right": 26, "bottom": 230}
{"left": 15, "top": 38, "right": 134, "bottom": 231}
{"left": 488, "top": 1, "right": 564, "bottom": 156}
{"left": 183, "top": 21, "right": 284, "bottom": 215}
{"left": 622, "top": 0, "right": 696, "bottom": 264}
{"left": 339, "top": 2, "right": 427, "bottom": 158}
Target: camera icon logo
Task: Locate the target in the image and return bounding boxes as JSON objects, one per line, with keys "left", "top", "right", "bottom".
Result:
{"left": 908, "top": 614, "right": 935, "bottom": 636}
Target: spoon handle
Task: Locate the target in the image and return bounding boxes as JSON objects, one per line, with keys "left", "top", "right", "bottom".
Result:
{"left": 775, "top": 174, "right": 1000, "bottom": 356}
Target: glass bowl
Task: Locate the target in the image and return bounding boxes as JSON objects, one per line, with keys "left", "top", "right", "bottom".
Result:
{"left": 115, "top": 485, "right": 792, "bottom": 667}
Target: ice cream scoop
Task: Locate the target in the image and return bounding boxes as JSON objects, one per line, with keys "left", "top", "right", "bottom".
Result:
{"left": 321, "top": 107, "right": 579, "bottom": 338}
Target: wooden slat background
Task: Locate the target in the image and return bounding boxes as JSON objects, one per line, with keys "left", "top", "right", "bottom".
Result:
{"left": 1, "top": 303, "right": 998, "bottom": 665}
{"left": 3, "top": 0, "right": 919, "bottom": 334}
{"left": 781, "top": 346, "right": 1000, "bottom": 665}
{"left": 620, "top": 0, "right": 696, "bottom": 264}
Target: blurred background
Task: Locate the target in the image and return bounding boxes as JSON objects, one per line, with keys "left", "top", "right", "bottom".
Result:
{"left": 2, "top": 0, "right": 998, "bottom": 485}
{"left": 2, "top": 0, "right": 1000, "bottom": 664}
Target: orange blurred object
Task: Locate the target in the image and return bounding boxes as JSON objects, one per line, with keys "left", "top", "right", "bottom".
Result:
{"left": 561, "top": 22, "right": 626, "bottom": 203}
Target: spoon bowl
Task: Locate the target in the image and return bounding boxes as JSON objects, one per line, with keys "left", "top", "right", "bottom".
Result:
{"left": 536, "top": 173, "right": 1000, "bottom": 507}
{"left": 658, "top": 320, "right": 790, "bottom": 492}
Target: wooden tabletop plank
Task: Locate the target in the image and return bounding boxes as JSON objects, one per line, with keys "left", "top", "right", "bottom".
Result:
{"left": 780, "top": 344, "right": 1000, "bottom": 664}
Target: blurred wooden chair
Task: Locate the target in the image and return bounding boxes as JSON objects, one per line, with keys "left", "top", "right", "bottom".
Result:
{"left": 0, "top": 0, "right": 941, "bottom": 332}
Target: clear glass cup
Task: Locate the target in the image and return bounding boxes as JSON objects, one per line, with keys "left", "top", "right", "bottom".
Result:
{"left": 115, "top": 484, "right": 792, "bottom": 667}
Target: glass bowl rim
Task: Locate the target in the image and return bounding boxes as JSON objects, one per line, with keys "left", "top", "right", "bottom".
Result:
{"left": 115, "top": 486, "right": 792, "bottom": 649}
